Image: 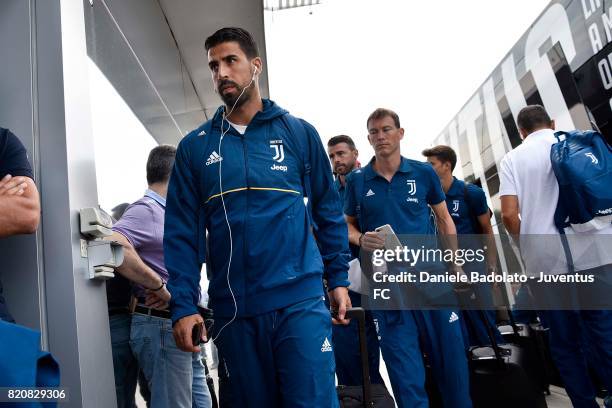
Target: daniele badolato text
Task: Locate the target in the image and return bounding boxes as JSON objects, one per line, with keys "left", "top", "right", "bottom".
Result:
{"left": 369, "top": 247, "right": 595, "bottom": 284}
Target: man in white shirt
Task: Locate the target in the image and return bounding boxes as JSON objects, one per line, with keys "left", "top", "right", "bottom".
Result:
{"left": 499, "top": 105, "right": 612, "bottom": 408}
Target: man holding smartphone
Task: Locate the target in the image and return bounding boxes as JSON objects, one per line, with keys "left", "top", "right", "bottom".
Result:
{"left": 164, "top": 27, "right": 351, "bottom": 407}
{"left": 343, "top": 108, "right": 472, "bottom": 408}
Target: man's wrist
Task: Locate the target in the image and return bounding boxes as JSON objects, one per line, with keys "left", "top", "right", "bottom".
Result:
{"left": 327, "top": 281, "right": 349, "bottom": 292}
{"left": 358, "top": 233, "right": 365, "bottom": 248}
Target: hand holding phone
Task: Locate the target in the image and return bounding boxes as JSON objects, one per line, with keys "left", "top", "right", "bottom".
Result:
{"left": 173, "top": 314, "right": 204, "bottom": 352}
{"left": 374, "top": 224, "right": 402, "bottom": 249}
{"left": 359, "top": 231, "right": 386, "bottom": 252}
{"left": 192, "top": 322, "right": 205, "bottom": 346}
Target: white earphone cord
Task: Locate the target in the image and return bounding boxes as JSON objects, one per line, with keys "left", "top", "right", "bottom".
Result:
{"left": 210, "top": 68, "right": 256, "bottom": 343}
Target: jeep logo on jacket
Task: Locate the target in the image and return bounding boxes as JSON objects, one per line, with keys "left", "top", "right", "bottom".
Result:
{"left": 164, "top": 99, "right": 350, "bottom": 322}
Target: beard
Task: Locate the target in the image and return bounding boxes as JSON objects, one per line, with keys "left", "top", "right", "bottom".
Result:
{"left": 218, "top": 79, "right": 253, "bottom": 109}
{"left": 334, "top": 159, "right": 356, "bottom": 176}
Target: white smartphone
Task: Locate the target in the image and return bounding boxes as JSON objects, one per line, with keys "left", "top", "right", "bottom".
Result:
{"left": 375, "top": 224, "right": 402, "bottom": 250}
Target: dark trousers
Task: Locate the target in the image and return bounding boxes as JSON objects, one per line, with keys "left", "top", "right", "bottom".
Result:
{"left": 212, "top": 297, "right": 338, "bottom": 408}
{"left": 530, "top": 264, "right": 612, "bottom": 408}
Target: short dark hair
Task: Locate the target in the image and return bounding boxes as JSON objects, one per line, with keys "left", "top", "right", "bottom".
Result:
{"left": 422, "top": 145, "right": 458, "bottom": 171}
{"left": 146, "top": 145, "right": 176, "bottom": 185}
{"left": 367, "top": 108, "right": 400, "bottom": 129}
{"left": 516, "top": 105, "right": 552, "bottom": 134}
{"left": 111, "top": 203, "right": 130, "bottom": 222}
{"left": 328, "top": 135, "right": 356, "bottom": 150}
{"left": 205, "top": 27, "right": 259, "bottom": 59}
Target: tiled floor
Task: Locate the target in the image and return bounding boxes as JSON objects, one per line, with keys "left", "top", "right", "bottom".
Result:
{"left": 546, "top": 386, "right": 574, "bottom": 408}
{"left": 135, "top": 388, "right": 147, "bottom": 407}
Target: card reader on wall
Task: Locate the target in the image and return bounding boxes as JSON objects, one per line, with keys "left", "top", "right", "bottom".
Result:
{"left": 86, "top": 240, "right": 124, "bottom": 280}
{"left": 79, "top": 207, "right": 123, "bottom": 280}
{"left": 79, "top": 207, "right": 113, "bottom": 238}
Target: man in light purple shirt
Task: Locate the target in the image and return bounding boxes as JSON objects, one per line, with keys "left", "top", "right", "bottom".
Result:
{"left": 113, "top": 188, "right": 169, "bottom": 300}
{"left": 109, "top": 145, "right": 210, "bottom": 408}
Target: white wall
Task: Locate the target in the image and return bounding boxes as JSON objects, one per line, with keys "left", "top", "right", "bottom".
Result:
{"left": 88, "top": 58, "right": 157, "bottom": 212}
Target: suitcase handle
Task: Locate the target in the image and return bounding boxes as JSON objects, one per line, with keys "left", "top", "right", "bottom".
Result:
{"left": 476, "top": 309, "right": 505, "bottom": 365}
{"left": 496, "top": 277, "right": 523, "bottom": 338}
{"left": 459, "top": 286, "right": 506, "bottom": 365}
{"left": 454, "top": 284, "right": 504, "bottom": 363}
{"left": 344, "top": 307, "right": 372, "bottom": 407}
{"left": 459, "top": 275, "right": 516, "bottom": 365}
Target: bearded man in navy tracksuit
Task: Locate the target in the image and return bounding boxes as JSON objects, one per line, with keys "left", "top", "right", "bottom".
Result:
{"left": 164, "top": 27, "right": 351, "bottom": 407}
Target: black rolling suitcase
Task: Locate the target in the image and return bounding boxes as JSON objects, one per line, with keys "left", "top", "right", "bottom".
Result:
{"left": 529, "top": 322, "right": 563, "bottom": 389}
{"left": 469, "top": 310, "right": 547, "bottom": 408}
{"left": 336, "top": 307, "right": 395, "bottom": 408}
{"left": 497, "top": 282, "right": 561, "bottom": 395}
{"left": 525, "top": 321, "right": 606, "bottom": 399}
{"left": 498, "top": 313, "right": 554, "bottom": 395}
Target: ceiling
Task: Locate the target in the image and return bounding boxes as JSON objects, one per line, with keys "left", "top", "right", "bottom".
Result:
{"left": 84, "top": 0, "right": 269, "bottom": 145}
